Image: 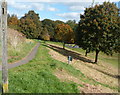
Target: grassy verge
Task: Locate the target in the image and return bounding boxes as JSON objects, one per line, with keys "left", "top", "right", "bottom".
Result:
{"left": 8, "top": 42, "right": 79, "bottom": 93}
{"left": 0, "top": 39, "right": 36, "bottom": 93}
{"left": 8, "top": 41, "right": 118, "bottom": 93}
{"left": 8, "top": 40, "right": 37, "bottom": 63}
{"left": 46, "top": 41, "right": 118, "bottom": 67}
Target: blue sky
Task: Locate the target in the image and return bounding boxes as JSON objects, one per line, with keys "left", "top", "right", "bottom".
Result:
{"left": 7, "top": 0, "right": 120, "bottom": 22}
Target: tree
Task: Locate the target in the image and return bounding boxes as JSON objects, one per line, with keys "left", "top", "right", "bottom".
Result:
{"left": 55, "top": 24, "right": 74, "bottom": 49}
{"left": 66, "top": 20, "right": 77, "bottom": 31}
{"left": 7, "top": 14, "right": 20, "bottom": 30}
{"left": 54, "top": 20, "right": 65, "bottom": 25}
{"left": 19, "top": 10, "right": 42, "bottom": 39}
{"left": 41, "top": 27, "right": 50, "bottom": 41}
{"left": 41, "top": 19, "right": 65, "bottom": 41}
{"left": 19, "top": 18, "right": 37, "bottom": 38}
{"left": 42, "top": 19, "right": 56, "bottom": 40}
{"left": 76, "top": 2, "right": 119, "bottom": 63}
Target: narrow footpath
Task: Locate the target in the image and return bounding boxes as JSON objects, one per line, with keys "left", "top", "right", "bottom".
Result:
{"left": 0, "top": 43, "right": 40, "bottom": 71}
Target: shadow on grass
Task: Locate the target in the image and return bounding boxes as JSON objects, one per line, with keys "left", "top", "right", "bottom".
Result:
{"left": 84, "top": 63, "right": 120, "bottom": 79}
{"left": 43, "top": 43, "right": 119, "bottom": 79}
{"left": 44, "top": 44, "right": 94, "bottom": 63}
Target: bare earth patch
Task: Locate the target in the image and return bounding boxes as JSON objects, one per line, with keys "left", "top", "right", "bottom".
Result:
{"left": 54, "top": 68, "right": 116, "bottom": 93}
{"left": 47, "top": 44, "right": 118, "bottom": 93}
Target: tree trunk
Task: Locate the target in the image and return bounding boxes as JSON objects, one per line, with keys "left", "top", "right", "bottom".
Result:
{"left": 95, "top": 49, "right": 99, "bottom": 63}
{"left": 63, "top": 42, "right": 65, "bottom": 49}
{"left": 85, "top": 50, "right": 87, "bottom": 57}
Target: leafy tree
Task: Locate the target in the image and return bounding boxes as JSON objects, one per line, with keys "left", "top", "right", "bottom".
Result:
{"left": 41, "top": 27, "right": 50, "bottom": 41}
{"left": 76, "top": 2, "right": 119, "bottom": 63}
{"left": 42, "top": 19, "right": 56, "bottom": 40}
{"left": 54, "top": 20, "right": 65, "bottom": 25}
{"left": 114, "top": 16, "right": 120, "bottom": 53}
{"left": 41, "top": 19, "right": 65, "bottom": 41}
{"left": 66, "top": 20, "right": 77, "bottom": 31}
{"left": 19, "top": 18, "right": 37, "bottom": 38}
{"left": 19, "top": 10, "right": 42, "bottom": 39}
{"left": 55, "top": 24, "right": 74, "bottom": 49}
{"left": 7, "top": 14, "right": 20, "bottom": 30}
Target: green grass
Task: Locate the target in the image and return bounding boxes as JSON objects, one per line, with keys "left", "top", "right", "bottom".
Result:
{"left": 46, "top": 41, "right": 118, "bottom": 67}
{"left": 8, "top": 41, "right": 118, "bottom": 93}
{"left": 0, "top": 39, "right": 36, "bottom": 93}
{"left": 8, "top": 40, "right": 37, "bottom": 63}
{"left": 8, "top": 43, "right": 79, "bottom": 93}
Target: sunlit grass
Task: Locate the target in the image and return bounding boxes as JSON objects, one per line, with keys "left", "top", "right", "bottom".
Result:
{"left": 46, "top": 41, "right": 118, "bottom": 67}
{"left": 8, "top": 40, "right": 36, "bottom": 63}
{"left": 8, "top": 43, "right": 79, "bottom": 93}
{"left": 8, "top": 41, "right": 118, "bottom": 93}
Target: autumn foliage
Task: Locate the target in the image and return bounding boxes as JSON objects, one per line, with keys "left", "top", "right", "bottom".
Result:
{"left": 55, "top": 24, "right": 74, "bottom": 49}
{"left": 8, "top": 14, "right": 20, "bottom": 30}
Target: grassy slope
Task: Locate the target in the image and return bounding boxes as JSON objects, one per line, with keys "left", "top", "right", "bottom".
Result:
{"left": 9, "top": 42, "right": 79, "bottom": 93}
{"left": 8, "top": 41, "right": 118, "bottom": 93}
{"left": 0, "top": 43, "right": 36, "bottom": 92}
{"left": 7, "top": 28, "right": 37, "bottom": 63}
{"left": 46, "top": 41, "right": 118, "bottom": 67}
{"left": 0, "top": 29, "right": 37, "bottom": 93}
{"left": 8, "top": 41, "right": 36, "bottom": 63}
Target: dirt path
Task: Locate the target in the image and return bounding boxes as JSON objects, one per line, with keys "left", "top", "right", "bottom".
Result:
{"left": 0, "top": 43, "right": 40, "bottom": 71}
{"left": 46, "top": 43, "right": 118, "bottom": 93}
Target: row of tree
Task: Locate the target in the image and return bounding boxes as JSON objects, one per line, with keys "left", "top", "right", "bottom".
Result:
{"left": 8, "top": 11, "right": 76, "bottom": 41}
{"left": 8, "top": 2, "right": 120, "bottom": 63}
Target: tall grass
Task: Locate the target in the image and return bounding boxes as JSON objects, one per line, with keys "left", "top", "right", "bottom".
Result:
{"left": 0, "top": 28, "right": 37, "bottom": 93}
{"left": 7, "top": 28, "right": 36, "bottom": 63}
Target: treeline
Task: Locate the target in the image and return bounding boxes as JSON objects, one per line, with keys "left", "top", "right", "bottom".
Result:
{"left": 8, "top": 11, "right": 76, "bottom": 41}
{"left": 8, "top": 2, "right": 120, "bottom": 63}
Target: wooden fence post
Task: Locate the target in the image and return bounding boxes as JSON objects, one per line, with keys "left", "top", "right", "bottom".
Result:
{"left": 0, "top": 2, "right": 1, "bottom": 59}
{"left": 1, "top": 0, "right": 8, "bottom": 93}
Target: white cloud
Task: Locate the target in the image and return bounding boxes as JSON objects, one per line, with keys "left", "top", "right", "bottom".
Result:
{"left": 57, "top": 12, "right": 80, "bottom": 20}
{"left": 69, "top": 6, "right": 85, "bottom": 11}
{"left": 8, "top": 1, "right": 45, "bottom": 11}
{"left": 8, "top": 1, "right": 57, "bottom": 12}
{"left": 7, "top": 0, "right": 120, "bottom": 3}
{"left": 57, "top": 12, "right": 85, "bottom": 22}
{"left": 47, "top": 7, "right": 57, "bottom": 11}
{"left": 51, "top": 18, "right": 68, "bottom": 22}
{"left": 32, "top": 3, "right": 44, "bottom": 11}
{"left": 8, "top": 1, "right": 31, "bottom": 10}
{"left": 6, "top": 0, "right": 119, "bottom": 22}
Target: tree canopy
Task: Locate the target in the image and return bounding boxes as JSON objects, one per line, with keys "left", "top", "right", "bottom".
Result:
{"left": 76, "top": 2, "right": 119, "bottom": 63}
{"left": 7, "top": 14, "right": 20, "bottom": 30}
{"left": 55, "top": 23, "right": 74, "bottom": 49}
{"left": 66, "top": 20, "right": 77, "bottom": 32}
{"left": 42, "top": 19, "right": 56, "bottom": 40}
{"left": 19, "top": 10, "right": 42, "bottom": 39}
